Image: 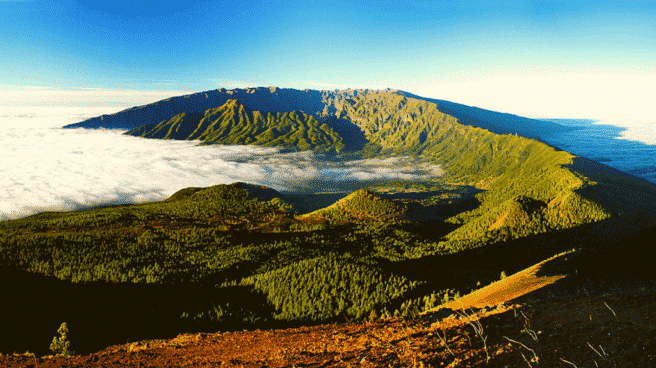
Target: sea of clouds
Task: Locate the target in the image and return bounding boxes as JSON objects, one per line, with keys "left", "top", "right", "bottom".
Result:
{"left": 0, "top": 106, "right": 443, "bottom": 220}
{"left": 2, "top": 99, "right": 656, "bottom": 221}
{"left": 540, "top": 118, "right": 656, "bottom": 184}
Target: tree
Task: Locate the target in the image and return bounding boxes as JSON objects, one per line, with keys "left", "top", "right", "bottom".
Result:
{"left": 50, "top": 322, "right": 74, "bottom": 357}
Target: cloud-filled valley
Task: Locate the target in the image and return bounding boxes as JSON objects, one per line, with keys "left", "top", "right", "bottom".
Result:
{"left": 3, "top": 105, "right": 656, "bottom": 221}
{"left": 0, "top": 107, "right": 442, "bottom": 220}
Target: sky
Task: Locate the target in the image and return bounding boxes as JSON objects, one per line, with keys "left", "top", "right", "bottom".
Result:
{"left": 2, "top": 0, "right": 656, "bottom": 120}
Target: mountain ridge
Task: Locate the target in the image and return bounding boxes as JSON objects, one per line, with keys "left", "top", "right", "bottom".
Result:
{"left": 124, "top": 99, "right": 347, "bottom": 153}
{"left": 69, "top": 87, "right": 656, "bottom": 250}
{"left": 63, "top": 87, "right": 569, "bottom": 140}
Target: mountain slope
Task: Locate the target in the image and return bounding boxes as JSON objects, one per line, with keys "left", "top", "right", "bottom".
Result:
{"left": 124, "top": 99, "right": 346, "bottom": 153}
{"left": 63, "top": 87, "right": 331, "bottom": 130}
{"left": 396, "top": 90, "right": 574, "bottom": 139}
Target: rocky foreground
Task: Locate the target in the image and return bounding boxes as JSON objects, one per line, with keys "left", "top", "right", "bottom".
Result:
{"left": 3, "top": 252, "right": 655, "bottom": 367}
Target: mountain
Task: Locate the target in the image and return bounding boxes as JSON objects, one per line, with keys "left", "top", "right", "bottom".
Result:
{"left": 63, "top": 87, "right": 569, "bottom": 140}
{"left": 120, "top": 88, "right": 656, "bottom": 247}
{"left": 125, "top": 99, "right": 347, "bottom": 153}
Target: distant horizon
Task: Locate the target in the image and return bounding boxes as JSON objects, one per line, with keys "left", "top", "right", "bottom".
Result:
{"left": 2, "top": 81, "right": 655, "bottom": 119}
{"left": 3, "top": 82, "right": 656, "bottom": 147}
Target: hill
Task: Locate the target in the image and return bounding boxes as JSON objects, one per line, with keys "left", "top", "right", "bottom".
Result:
{"left": 298, "top": 189, "right": 407, "bottom": 225}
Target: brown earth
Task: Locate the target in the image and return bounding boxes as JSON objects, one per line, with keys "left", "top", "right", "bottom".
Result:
{"left": 3, "top": 252, "right": 656, "bottom": 367}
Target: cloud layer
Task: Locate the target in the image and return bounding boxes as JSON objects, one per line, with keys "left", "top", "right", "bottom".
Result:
{"left": 0, "top": 107, "right": 442, "bottom": 220}
{"left": 3, "top": 105, "right": 656, "bottom": 221}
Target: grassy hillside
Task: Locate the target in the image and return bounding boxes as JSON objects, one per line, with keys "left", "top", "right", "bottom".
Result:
{"left": 124, "top": 99, "right": 346, "bottom": 153}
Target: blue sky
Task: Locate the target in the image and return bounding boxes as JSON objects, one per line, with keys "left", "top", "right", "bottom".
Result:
{"left": 2, "top": 0, "right": 656, "bottom": 119}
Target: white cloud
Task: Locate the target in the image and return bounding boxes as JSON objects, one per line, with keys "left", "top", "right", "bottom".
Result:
{"left": 593, "top": 118, "right": 656, "bottom": 146}
{"left": 0, "top": 107, "right": 443, "bottom": 220}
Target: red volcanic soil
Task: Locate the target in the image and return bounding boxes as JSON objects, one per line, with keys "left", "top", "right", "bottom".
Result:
{"left": 3, "top": 252, "right": 656, "bottom": 367}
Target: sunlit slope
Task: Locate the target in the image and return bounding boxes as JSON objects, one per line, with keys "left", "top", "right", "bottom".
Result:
{"left": 63, "top": 87, "right": 332, "bottom": 130}
{"left": 299, "top": 189, "right": 407, "bottom": 225}
{"left": 124, "top": 99, "right": 346, "bottom": 153}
